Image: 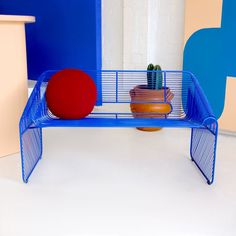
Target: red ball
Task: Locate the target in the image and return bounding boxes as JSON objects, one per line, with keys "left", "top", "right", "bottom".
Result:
{"left": 45, "top": 69, "right": 97, "bottom": 119}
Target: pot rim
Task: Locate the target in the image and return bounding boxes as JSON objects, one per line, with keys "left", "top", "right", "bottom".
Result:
{"left": 130, "top": 85, "right": 174, "bottom": 103}
{"left": 133, "top": 85, "right": 170, "bottom": 91}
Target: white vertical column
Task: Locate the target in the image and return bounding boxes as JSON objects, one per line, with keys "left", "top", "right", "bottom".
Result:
{"left": 147, "top": 0, "right": 185, "bottom": 70}
{"left": 102, "top": 0, "right": 124, "bottom": 69}
{"left": 123, "top": 0, "right": 149, "bottom": 69}
{"left": 102, "top": 0, "right": 185, "bottom": 70}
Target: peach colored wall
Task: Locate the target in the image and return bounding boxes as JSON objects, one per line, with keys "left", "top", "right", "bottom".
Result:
{"left": 184, "top": 0, "right": 223, "bottom": 44}
{"left": 218, "top": 78, "right": 236, "bottom": 131}
{"left": 184, "top": 0, "right": 236, "bottom": 132}
{"left": 0, "top": 15, "right": 35, "bottom": 157}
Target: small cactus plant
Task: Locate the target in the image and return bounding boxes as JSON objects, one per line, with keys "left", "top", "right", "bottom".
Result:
{"left": 147, "top": 64, "right": 163, "bottom": 90}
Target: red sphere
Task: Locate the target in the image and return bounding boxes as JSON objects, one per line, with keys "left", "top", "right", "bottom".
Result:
{"left": 46, "top": 69, "right": 97, "bottom": 119}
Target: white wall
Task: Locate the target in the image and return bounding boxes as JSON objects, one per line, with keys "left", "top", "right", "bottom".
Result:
{"left": 102, "top": 0, "right": 124, "bottom": 69}
{"left": 147, "top": 0, "right": 185, "bottom": 70}
{"left": 102, "top": 0, "right": 185, "bottom": 70}
{"left": 123, "top": 0, "right": 148, "bottom": 69}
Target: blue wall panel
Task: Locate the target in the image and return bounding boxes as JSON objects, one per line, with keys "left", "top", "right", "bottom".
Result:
{"left": 0, "top": 0, "right": 102, "bottom": 81}
{"left": 184, "top": 0, "right": 236, "bottom": 119}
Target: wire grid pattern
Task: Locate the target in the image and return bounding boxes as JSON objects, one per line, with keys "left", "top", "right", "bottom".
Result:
{"left": 19, "top": 70, "right": 218, "bottom": 184}
{"left": 19, "top": 78, "right": 44, "bottom": 182}
{"left": 98, "top": 71, "right": 191, "bottom": 119}
{"left": 28, "top": 71, "right": 199, "bottom": 124}
{"left": 191, "top": 123, "right": 218, "bottom": 184}
{"left": 20, "top": 128, "right": 42, "bottom": 182}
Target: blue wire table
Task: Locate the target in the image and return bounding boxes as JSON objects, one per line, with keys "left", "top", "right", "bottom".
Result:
{"left": 19, "top": 70, "right": 218, "bottom": 184}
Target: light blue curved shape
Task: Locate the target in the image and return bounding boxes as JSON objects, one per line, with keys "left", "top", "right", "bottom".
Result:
{"left": 184, "top": 0, "right": 236, "bottom": 119}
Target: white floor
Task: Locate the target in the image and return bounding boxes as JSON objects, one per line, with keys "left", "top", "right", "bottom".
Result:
{"left": 0, "top": 128, "right": 236, "bottom": 236}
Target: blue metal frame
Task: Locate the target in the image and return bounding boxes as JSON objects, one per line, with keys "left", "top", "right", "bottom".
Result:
{"left": 19, "top": 70, "right": 218, "bottom": 184}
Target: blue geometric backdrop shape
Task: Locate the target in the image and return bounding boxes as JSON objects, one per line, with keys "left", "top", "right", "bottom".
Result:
{"left": 184, "top": 0, "right": 236, "bottom": 119}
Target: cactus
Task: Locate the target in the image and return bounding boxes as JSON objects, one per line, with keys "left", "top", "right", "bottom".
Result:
{"left": 154, "top": 65, "right": 163, "bottom": 90}
{"left": 147, "top": 64, "right": 163, "bottom": 90}
{"left": 147, "top": 63, "right": 154, "bottom": 89}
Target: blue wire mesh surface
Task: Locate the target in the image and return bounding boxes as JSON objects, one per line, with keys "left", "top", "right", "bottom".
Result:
{"left": 19, "top": 70, "right": 218, "bottom": 184}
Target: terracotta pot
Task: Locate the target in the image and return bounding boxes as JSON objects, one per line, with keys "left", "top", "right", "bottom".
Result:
{"left": 129, "top": 85, "right": 174, "bottom": 131}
